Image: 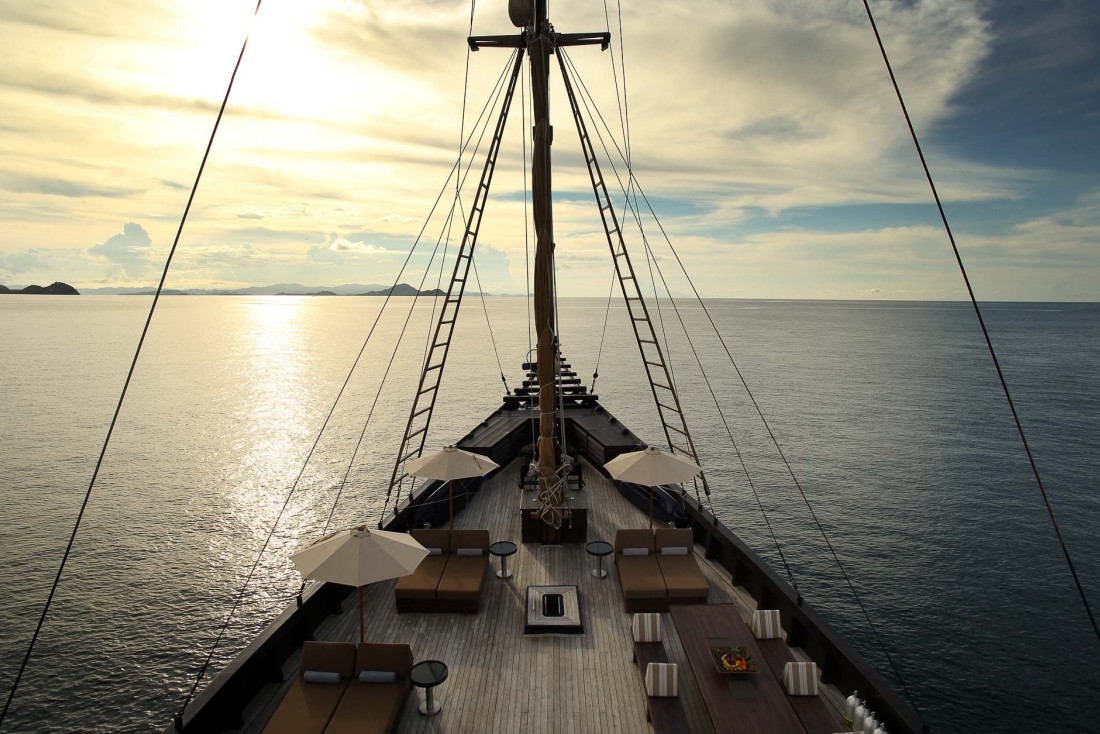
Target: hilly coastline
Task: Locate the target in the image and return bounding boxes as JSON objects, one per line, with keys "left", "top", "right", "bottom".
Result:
{"left": 0, "top": 282, "right": 80, "bottom": 295}
{"left": 78, "top": 283, "right": 469, "bottom": 296}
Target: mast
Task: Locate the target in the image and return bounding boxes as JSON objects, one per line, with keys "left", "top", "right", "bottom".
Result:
{"left": 469, "top": 2, "right": 608, "bottom": 541}
{"left": 529, "top": 0, "right": 563, "bottom": 540}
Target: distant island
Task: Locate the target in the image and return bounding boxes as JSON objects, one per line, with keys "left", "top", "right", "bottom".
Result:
{"left": 0, "top": 281, "right": 79, "bottom": 295}
{"left": 83, "top": 282, "right": 474, "bottom": 297}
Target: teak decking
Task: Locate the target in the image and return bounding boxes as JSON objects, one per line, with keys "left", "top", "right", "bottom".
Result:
{"left": 238, "top": 460, "right": 846, "bottom": 733}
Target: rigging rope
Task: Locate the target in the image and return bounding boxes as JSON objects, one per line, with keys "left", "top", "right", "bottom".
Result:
{"left": 591, "top": 269, "right": 617, "bottom": 391}
{"left": 471, "top": 256, "right": 510, "bottom": 393}
{"left": 861, "top": 0, "right": 1099, "bottom": 647}
{"left": 565, "top": 48, "right": 922, "bottom": 685}
{"left": 0, "top": 3, "right": 266, "bottom": 729}
{"left": 376, "top": 49, "right": 521, "bottom": 514}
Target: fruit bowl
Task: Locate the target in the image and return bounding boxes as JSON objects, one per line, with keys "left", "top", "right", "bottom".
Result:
{"left": 709, "top": 645, "right": 757, "bottom": 675}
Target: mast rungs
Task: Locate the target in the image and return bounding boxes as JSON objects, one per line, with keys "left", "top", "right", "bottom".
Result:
{"left": 644, "top": 360, "right": 666, "bottom": 369}
{"left": 424, "top": 363, "right": 444, "bottom": 372}
{"left": 668, "top": 443, "right": 694, "bottom": 456}
{"left": 656, "top": 401, "right": 680, "bottom": 413}
{"left": 417, "top": 385, "right": 438, "bottom": 396}
{"left": 663, "top": 423, "right": 689, "bottom": 437}
{"left": 652, "top": 383, "right": 673, "bottom": 391}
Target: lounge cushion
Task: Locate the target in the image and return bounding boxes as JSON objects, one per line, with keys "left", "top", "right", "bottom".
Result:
{"left": 645, "top": 662, "right": 678, "bottom": 697}
{"left": 326, "top": 643, "right": 414, "bottom": 734}
{"left": 615, "top": 528, "right": 655, "bottom": 554}
{"left": 783, "top": 661, "right": 820, "bottom": 696}
{"left": 302, "top": 670, "right": 341, "bottom": 684}
{"left": 617, "top": 554, "right": 667, "bottom": 600}
{"left": 655, "top": 553, "right": 708, "bottom": 599}
{"left": 660, "top": 546, "right": 689, "bottom": 555}
{"left": 263, "top": 641, "right": 356, "bottom": 734}
{"left": 631, "top": 613, "right": 662, "bottom": 642}
{"left": 653, "top": 528, "right": 693, "bottom": 552}
{"left": 436, "top": 554, "right": 487, "bottom": 601}
{"left": 394, "top": 553, "right": 448, "bottom": 600}
{"left": 356, "top": 642, "right": 414, "bottom": 679}
{"left": 752, "top": 609, "right": 783, "bottom": 639}
{"left": 456, "top": 547, "right": 483, "bottom": 557}
{"left": 622, "top": 548, "right": 649, "bottom": 556}
{"left": 358, "top": 670, "right": 396, "bottom": 684}
{"left": 411, "top": 528, "right": 451, "bottom": 553}
{"left": 450, "top": 528, "right": 490, "bottom": 553}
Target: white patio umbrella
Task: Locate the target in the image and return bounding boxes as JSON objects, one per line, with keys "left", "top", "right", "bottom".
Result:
{"left": 405, "top": 445, "right": 500, "bottom": 529}
{"left": 604, "top": 446, "right": 702, "bottom": 528}
{"left": 291, "top": 524, "right": 428, "bottom": 642}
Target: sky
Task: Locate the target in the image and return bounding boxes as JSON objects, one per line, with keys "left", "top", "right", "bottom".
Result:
{"left": 0, "top": 0, "right": 1098, "bottom": 300}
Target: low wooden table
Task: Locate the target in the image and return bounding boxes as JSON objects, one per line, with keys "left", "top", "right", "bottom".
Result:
{"left": 671, "top": 604, "right": 807, "bottom": 733}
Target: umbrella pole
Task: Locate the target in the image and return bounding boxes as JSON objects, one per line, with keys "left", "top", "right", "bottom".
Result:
{"left": 358, "top": 586, "right": 365, "bottom": 644}
{"left": 649, "top": 486, "right": 654, "bottom": 529}
{"left": 449, "top": 479, "right": 454, "bottom": 530}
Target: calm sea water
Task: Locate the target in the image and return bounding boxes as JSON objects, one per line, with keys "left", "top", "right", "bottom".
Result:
{"left": 1, "top": 296, "right": 1097, "bottom": 733}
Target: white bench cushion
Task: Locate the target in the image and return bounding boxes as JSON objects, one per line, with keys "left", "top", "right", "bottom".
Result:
{"left": 631, "top": 612, "right": 662, "bottom": 642}
{"left": 751, "top": 609, "right": 782, "bottom": 639}
{"left": 783, "top": 661, "right": 819, "bottom": 696}
{"left": 645, "top": 662, "right": 678, "bottom": 697}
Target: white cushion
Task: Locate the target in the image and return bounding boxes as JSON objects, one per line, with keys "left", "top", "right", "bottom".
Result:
{"left": 359, "top": 670, "right": 397, "bottom": 684}
{"left": 783, "top": 661, "right": 819, "bottom": 696}
{"left": 751, "top": 609, "right": 783, "bottom": 639}
{"left": 456, "top": 547, "right": 483, "bottom": 556}
{"left": 426, "top": 547, "right": 443, "bottom": 556}
{"left": 622, "top": 547, "right": 649, "bottom": 556}
{"left": 644, "top": 662, "right": 678, "bottom": 697}
{"left": 660, "top": 546, "right": 689, "bottom": 556}
{"left": 631, "top": 613, "right": 662, "bottom": 642}
{"left": 303, "top": 670, "right": 341, "bottom": 684}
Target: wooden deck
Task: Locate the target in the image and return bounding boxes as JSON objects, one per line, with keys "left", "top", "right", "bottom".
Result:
{"left": 237, "top": 460, "right": 845, "bottom": 733}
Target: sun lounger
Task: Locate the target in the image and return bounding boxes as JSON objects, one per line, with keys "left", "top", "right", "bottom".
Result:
{"left": 395, "top": 529, "right": 450, "bottom": 611}
{"left": 262, "top": 641, "right": 356, "bottom": 734}
{"left": 615, "top": 529, "right": 667, "bottom": 612}
{"left": 654, "top": 528, "right": 709, "bottom": 604}
{"left": 324, "top": 642, "right": 413, "bottom": 734}
{"left": 395, "top": 529, "right": 489, "bottom": 612}
{"left": 436, "top": 529, "right": 490, "bottom": 612}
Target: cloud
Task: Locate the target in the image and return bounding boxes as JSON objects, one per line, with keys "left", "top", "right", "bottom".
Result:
{"left": 0, "top": 249, "right": 49, "bottom": 278}
{"left": 325, "top": 237, "right": 390, "bottom": 254}
{"left": 0, "top": 172, "right": 140, "bottom": 198}
{"left": 87, "top": 222, "right": 153, "bottom": 277}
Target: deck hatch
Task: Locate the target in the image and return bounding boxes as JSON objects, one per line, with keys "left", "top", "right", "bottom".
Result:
{"left": 524, "top": 585, "right": 582, "bottom": 634}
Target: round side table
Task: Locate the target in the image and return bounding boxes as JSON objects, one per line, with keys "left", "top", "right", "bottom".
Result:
{"left": 489, "top": 540, "right": 518, "bottom": 579}
{"left": 585, "top": 540, "right": 613, "bottom": 578}
{"left": 410, "top": 659, "right": 449, "bottom": 716}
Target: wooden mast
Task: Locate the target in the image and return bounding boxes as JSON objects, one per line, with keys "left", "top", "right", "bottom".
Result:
{"left": 469, "top": 2, "right": 607, "bottom": 542}
{"left": 530, "top": 0, "right": 562, "bottom": 541}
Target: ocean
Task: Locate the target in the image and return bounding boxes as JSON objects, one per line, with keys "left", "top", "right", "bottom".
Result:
{"left": 1, "top": 295, "right": 1097, "bottom": 733}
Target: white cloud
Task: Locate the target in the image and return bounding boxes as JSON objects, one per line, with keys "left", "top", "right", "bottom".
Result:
{"left": 86, "top": 222, "right": 153, "bottom": 278}
{"left": 0, "top": 0, "right": 1093, "bottom": 299}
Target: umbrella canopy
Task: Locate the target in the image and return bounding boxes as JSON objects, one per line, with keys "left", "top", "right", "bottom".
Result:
{"left": 603, "top": 446, "right": 702, "bottom": 486}
{"left": 292, "top": 524, "right": 428, "bottom": 643}
{"left": 291, "top": 525, "right": 428, "bottom": 588}
{"left": 404, "top": 444, "right": 500, "bottom": 480}
{"left": 405, "top": 445, "right": 500, "bottom": 529}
